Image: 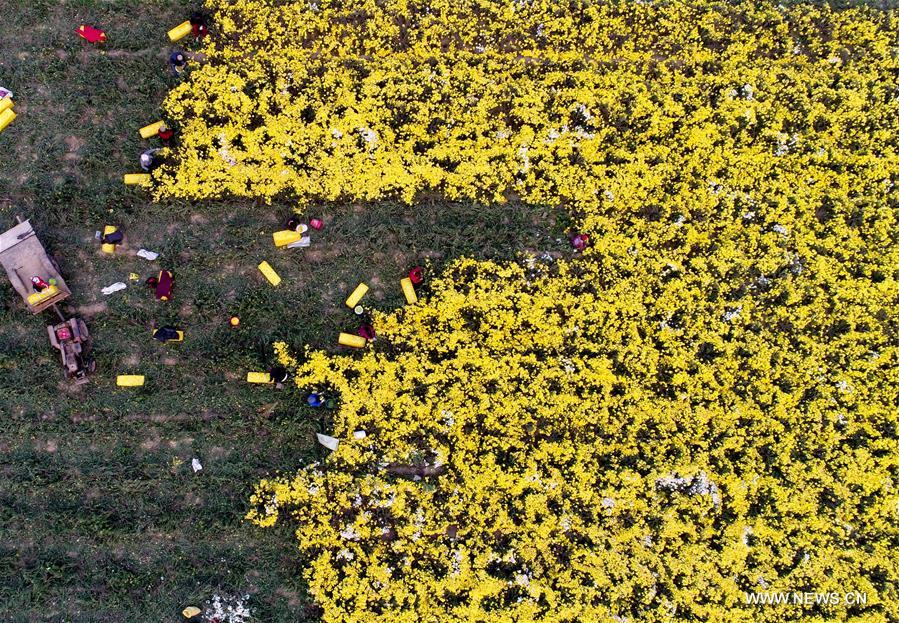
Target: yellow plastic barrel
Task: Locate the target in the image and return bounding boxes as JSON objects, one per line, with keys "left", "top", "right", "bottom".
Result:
{"left": 0, "top": 108, "right": 16, "bottom": 134}
{"left": 168, "top": 21, "right": 193, "bottom": 42}
{"left": 247, "top": 371, "right": 273, "bottom": 384}
{"left": 26, "top": 285, "right": 59, "bottom": 306}
{"left": 272, "top": 230, "right": 303, "bottom": 247}
{"left": 338, "top": 332, "right": 367, "bottom": 348}
{"left": 0, "top": 98, "right": 12, "bottom": 114}
{"left": 139, "top": 120, "right": 166, "bottom": 139}
{"left": 345, "top": 283, "right": 369, "bottom": 308}
{"left": 101, "top": 225, "right": 117, "bottom": 254}
{"left": 123, "top": 173, "right": 151, "bottom": 185}
{"left": 117, "top": 375, "right": 145, "bottom": 387}
{"left": 400, "top": 277, "right": 417, "bottom": 304}
{"left": 258, "top": 261, "right": 281, "bottom": 286}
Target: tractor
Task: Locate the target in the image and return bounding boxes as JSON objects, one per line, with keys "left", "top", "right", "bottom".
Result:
{"left": 0, "top": 218, "right": 94, "bottom": 384}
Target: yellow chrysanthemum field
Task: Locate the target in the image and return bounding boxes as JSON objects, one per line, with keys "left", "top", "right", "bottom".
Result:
{"left": 156, "top": 1, "right": 898, "bottom": 621}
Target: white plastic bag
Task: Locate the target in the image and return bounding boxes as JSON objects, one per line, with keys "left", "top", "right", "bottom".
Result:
{"left": 316, "top": 433, "right": 340, "bottom": 451}
{"left": 101, "top": 282, "right": 127, "bottom": 295}
{"left": 286, "top": 236, "right": 311, "bottom": 249}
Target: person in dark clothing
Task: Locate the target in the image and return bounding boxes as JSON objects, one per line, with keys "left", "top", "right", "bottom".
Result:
{"left": 307, "top": 392, "right": 324, "bottom": 407}
{"left": 170, "top": 50, "right": 188, "bottom": 75}
{"left": 286, "top": 215, "right": 302, "bottom": 231}
{"left": 101, "top": 230, "right": 124, "bottom": 245}
{"left": 140, "top": 149, "right": 162, "bottom": 172}
{"left": 269, "top": 365, "right": 290, "bottom": 385}
{"left": 153, "top": 326, "right": 181, "bottom": 342}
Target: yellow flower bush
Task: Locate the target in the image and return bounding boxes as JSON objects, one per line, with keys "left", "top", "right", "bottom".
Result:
{"left": 258, "top": 248, "right": 898, "bottom": 622}
{"left": 158, "top": 0, "right": 899, "bottom": 210}
{"left": 159, "top": 0, "right": 899, "bottom": 621}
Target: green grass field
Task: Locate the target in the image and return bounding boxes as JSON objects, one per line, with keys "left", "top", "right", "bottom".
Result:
{"left": 0, "top": 1, "right": 562, "bottom": 620}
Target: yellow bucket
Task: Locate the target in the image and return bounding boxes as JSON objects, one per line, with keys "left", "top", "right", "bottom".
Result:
{"left": 338, "top": 332, "right": 367, "bottom": 348}
{"left": 117, "top": 375, "right": 145, "bottom": 387}
{"left": 345, "top": 283, "right": 369, "bottom": 308}
{"left": 26, "top": 284, "right": 59, "bottom": 306}
{"left": 123, "top": 173, "right": 150, "bottom": 185}
{"left": 0, "top": 108, "right": 16, "bottom": 133}
{"left": 168, "top": 21, "right": 193, "bottom": 42}
{"left": 258, "top": 261, "right": 281, "bottom": 286}
{"left": 401, "top": 277, "right": 417, "bottom": 304}
{"left": 139, "top": 120, "right": 166, "bottom": 139}
{"left": 272, "top": 230, "right": 303, "bottom": 247}
{"left": 0, "top": 98, "right": 12, "bottom": 114}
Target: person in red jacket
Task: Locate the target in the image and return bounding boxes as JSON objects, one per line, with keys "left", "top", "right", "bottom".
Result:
{"left": 190, "top": 12, "right": 209, "bottom": 39}
{"left": 31, "top": 276, "right": 50, "bottom": 292}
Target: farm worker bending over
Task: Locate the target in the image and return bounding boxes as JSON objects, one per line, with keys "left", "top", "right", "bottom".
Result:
{"left": 140, "top": 149, "right": 162, "bottom": 172}
{"left": 153, "top": 326, "right": 181, "bottom": 343}
{"left": 31, "top": 276, "right": 50, "bottom": 292}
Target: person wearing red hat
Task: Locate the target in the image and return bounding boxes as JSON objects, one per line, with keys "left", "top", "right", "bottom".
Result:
{"left": 31, "top": 276, "right": 50, "bottom": 292}
{"left": 570, "top": 233, "right": 590, "bottom": 251}
{"left": 408, "top": 266, "right": 424, "bottom": 285}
